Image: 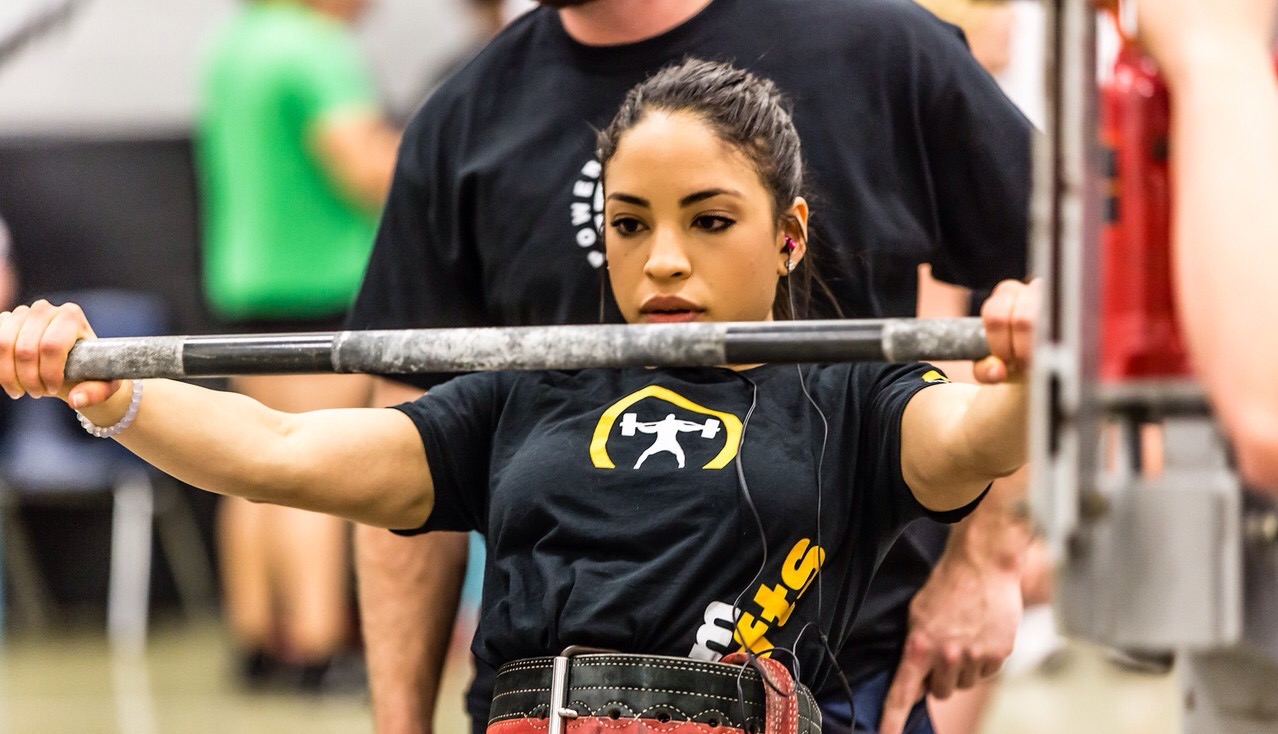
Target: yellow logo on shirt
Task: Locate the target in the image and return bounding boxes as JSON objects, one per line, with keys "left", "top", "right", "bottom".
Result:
{"left": 922, "top": 369, "right": 950, "bottom": 384}
{"left": 689, "top": 538, "right": 827, "bottom": 661}
{"left": 589, "top": 385, "right": 743, "bottom": 470}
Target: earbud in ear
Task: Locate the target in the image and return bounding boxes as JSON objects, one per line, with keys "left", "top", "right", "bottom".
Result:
{"left": 783, "top": 236, "right": 796, "bottom": 253}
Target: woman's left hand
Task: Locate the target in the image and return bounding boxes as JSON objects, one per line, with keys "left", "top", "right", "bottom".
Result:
{"left": 974, "top": 279, "right": 1040, "bottom": 384}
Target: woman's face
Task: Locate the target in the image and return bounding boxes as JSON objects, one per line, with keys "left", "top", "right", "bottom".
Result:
{"left": 603, "top": 110, "right": 807, "bottom": 325}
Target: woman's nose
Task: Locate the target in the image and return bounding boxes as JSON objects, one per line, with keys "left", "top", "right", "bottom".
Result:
{"left": 643, "top": 229, "right": 692, "bottom": 281}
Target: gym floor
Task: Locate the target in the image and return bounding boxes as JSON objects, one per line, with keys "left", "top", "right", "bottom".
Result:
{"left": 0, "top": 617, "right": 1180, "bottom": 734}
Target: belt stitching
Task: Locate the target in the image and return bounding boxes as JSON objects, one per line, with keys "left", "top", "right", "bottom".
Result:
{"left": 496, "top": 658, "right": 760, "bottom": 680}
{"left": 511, "top": 684, "right": 748, "bottom": 703}
{"left": 490, "top": 685, "right": 770, "bottom": 702}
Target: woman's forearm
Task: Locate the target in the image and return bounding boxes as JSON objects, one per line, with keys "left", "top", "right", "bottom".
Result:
{"left": 954, "top": 380, "right": 1030, "bottom": 481}
{"left": 84, "top": 379, "right": 304, "bottom": 501}
{"left": 81, "top": 378, "right": 433, "bottom": 527}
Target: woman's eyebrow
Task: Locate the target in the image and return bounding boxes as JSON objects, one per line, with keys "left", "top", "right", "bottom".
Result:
{"left": 605, "top": 189, "right": 742, "bottom": 207}
{"left": 606, "top": 192, "right": 650, "bottom": 207}
{"left": 680, "top": 188, "right": 741, "bottom": 207}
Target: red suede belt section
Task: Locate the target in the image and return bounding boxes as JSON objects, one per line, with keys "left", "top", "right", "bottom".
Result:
{"left": 719, "top": 653, "right": 800, "bottom": 734}
{"left": 488, "top": 719, "right": 747, "bottom": 733}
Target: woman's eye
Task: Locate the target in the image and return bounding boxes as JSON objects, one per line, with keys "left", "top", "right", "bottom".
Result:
{"left": 610, "top": 216, "right": 646, "bottom": 236}
{"left": 693, "top": 215, "right": 734, "bottom": 232}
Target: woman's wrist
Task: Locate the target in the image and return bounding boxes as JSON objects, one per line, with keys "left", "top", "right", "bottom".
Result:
{"left": 75, "top": 379, "right": 135, "bottom": 430}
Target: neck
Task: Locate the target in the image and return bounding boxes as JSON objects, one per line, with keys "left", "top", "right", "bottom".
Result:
{"left": 558, "top": 0, "right": 713, "bottom": 46}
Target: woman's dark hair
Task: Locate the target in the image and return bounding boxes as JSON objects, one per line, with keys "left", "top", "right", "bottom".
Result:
{"left": 597, "top": 58, "right": 840, "bottom": 320}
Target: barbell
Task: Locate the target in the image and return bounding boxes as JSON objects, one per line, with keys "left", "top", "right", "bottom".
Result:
{"left": 619, "top": 412, "right": 722, "bottom": 439}
{"left": 63, "top": 317, "right": 989, "bottom": 381}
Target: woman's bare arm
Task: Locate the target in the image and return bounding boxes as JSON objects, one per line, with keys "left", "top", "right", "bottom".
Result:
{"left": 0, "top": 300, "right": 433, "bottom": 528}
{"left": 898, "top": 280, "right": 1036, "bottom": 511}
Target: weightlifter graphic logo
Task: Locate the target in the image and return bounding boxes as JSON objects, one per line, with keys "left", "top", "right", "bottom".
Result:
{"left": 589, "top": 385, "right": 743, "bottom": 470}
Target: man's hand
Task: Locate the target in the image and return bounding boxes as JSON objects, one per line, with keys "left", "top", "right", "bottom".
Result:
{"left": 879, "top": 473, "right": 1032, "bottom": 734}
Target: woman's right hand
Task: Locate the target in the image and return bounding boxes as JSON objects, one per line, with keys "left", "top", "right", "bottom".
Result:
{"left": 0, "top": 300, "right": 121, "bottom": 409}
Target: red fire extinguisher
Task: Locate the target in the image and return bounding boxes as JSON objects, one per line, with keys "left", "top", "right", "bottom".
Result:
{"left": 1098, "top": 32, "right": 1191, "bottom": 382}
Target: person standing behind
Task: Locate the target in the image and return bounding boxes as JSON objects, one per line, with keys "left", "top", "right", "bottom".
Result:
{"left": 196, "top": 0, "right": 398, "bottom": 692}
{"left": 346, "top": 1, "right": 1032, "bottom": 732}
{"left": 915, "top": 0, "right": 1018, "bottom": 74}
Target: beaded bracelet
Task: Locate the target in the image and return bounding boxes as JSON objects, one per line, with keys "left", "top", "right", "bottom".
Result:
{"left": 76, "top": 379, "right": 143, "bottom": 439}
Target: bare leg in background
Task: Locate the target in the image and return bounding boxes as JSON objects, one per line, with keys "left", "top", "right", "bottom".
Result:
{"left": 218, "top": 373, "right": 371, "bottom": 680}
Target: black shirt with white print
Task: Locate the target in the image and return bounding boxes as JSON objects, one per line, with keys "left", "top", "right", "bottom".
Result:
{"left": 391, "top": 362, "right": 979, "bottom": 703}
{"left": 346, "top": 0, "right": 1029, "bottom": 721}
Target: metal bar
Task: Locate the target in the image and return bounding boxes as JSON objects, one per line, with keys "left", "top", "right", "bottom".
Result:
{"left": 62, "top": 318, "right": 988, "bottom": 381}
{"left": 1028, "top": 0, "right": 1103, "bottom": 558}
{"left": 1097, "top": 380, "right": 1211, "bottom": 416}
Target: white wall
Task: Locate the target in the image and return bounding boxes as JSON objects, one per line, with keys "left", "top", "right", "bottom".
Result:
{"left": 0, "top": 0, "right": 473, "bottom": 137}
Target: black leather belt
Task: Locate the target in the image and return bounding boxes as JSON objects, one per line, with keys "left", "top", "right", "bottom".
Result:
{"left": 488, "top": 649, "right": 822, "bottom": 733}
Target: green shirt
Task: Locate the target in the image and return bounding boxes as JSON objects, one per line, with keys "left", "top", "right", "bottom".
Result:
{"left": 198, "top": 2, "right": 378, "bottom": 319}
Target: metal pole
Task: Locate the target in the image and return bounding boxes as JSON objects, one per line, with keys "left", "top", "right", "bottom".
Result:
{"left": 1028, "top": 0, "right": 1103, "bottom": 560}
{"left": 63, "top": 318, "right": 989, "bottom": 381}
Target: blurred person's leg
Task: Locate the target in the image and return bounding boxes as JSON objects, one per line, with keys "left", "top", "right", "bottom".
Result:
{"left": 223, "top": 373, "right": 371, "bottom": 688}
{"left": 270, "top": 502, "right": 350, "bottom": 684}
{"left": 219, "top": 494, "right": 276, "bottom": 682}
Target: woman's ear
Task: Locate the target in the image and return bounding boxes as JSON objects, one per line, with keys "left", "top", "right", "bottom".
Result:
{"left": 777, "top": 196, "right": 810, "bottom": 276}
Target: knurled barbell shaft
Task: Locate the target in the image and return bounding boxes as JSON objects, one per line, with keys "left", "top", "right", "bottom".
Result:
{"left": 62, "top": 318, "right": 989, "bottom": 382}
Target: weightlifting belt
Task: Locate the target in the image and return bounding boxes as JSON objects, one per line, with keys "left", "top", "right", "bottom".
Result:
{"left": 487, "top": 650, "right": 822, "bottom": 734}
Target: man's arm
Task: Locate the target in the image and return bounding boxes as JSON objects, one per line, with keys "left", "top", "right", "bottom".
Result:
{"left": 1135, "top": 0, "right": 1278, "bottom": 491}
{"left": 310, "top": 111, "right": 401, "bottom": 213}
{"left": 357, "top": 377, "right": 469, "bottom": 734}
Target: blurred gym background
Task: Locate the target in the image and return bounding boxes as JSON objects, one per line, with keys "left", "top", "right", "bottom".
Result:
{"left": 0, "top": 2, "right": 1177, "bottom": 733}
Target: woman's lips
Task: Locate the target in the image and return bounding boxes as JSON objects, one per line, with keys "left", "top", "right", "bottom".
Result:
{"left": 640, "top": 295, "right": 704, "bottom": 323}
{"left": 641, "top": 310, "right": 702, "bottom": 323}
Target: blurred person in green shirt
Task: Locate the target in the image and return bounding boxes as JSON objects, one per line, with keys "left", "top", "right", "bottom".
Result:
{"left": 196, "top": 0, "right": 397, "bottom": 693}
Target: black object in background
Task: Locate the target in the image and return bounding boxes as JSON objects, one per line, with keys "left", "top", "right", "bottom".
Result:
{"left": 0, "top": 133, "right": 218, "bottom": 618}
{"left": 0, "top": 134, "right": 211, "bottom": 333}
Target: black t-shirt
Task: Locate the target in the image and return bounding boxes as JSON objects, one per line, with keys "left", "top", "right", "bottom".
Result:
{"left": 392, "top": 362, "right": 977, "bottom": 702}
{"left": 346, "top": 0, "right": 1030, "bottom": 716}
